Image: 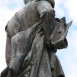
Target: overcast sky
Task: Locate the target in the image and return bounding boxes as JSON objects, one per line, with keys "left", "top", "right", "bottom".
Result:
{"left": 0, "top": 0, "right": 77, "bottom": 77}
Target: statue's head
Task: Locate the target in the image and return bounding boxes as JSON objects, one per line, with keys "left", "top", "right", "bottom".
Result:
{"left": 24, "top": 0, "right": 55, "bottom": 8}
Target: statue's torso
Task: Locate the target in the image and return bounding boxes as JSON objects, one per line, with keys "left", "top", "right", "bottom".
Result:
{"left": 6, "top": 1, "right": 54, "bottom": 37}
{"left": 15, "top": 2, "right": 40, "bottom": 30}
{"left": 6, "top": 2, "right": 40, "bottom": 37}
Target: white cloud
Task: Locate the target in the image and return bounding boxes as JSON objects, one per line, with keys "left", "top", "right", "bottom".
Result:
{"left": 55, "top": 0, "right": 77, "bottom": 77}
{"left": 68, "top": 30, "right": 77, "bottom": 59}
{"left": 55, "top": 0, "right": 65, "bottom": 17}
{"left": 65, "top": 0, "right": 77, "bottom": 24}
{"left": 57, "top": 30, "right": 77, "bottom": 77}
{"left": 66, "top": 74, "right": 77, "bottom": 77}
{"left": 57, "top": 29, "right": 77, "bottom": 77}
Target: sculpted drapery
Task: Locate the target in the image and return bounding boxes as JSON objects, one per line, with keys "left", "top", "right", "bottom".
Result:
{"left": 1, "top": 0, "right": 72, "bottom": 77}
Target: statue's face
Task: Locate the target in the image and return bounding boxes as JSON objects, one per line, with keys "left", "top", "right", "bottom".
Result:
{"left": 24, "top": 0, "right": 55, "bottom": 8}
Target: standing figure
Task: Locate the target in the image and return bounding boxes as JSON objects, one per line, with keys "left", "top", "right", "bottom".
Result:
{"left": 1, "top": 0, "right": 72, "bottom": 77}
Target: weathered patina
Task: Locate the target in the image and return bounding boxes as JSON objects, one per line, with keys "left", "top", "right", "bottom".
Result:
{"left": 0, "top": 0, "right": 72, "bottom": 77}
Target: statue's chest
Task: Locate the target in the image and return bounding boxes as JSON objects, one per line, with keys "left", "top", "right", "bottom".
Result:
{"left": 16, "top": 3, "right": 40, "bottom": 30}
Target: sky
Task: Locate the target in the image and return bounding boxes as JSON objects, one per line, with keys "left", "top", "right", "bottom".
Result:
{"left": 0, "top": 0, "right": 77, "bottom": 77}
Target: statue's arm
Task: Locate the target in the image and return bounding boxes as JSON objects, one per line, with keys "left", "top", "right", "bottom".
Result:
{"left": 36, "top": 1, "right": 55, "bottom": 45}
{"left": 36, "top": 1, "right": 55, "bottom": 18}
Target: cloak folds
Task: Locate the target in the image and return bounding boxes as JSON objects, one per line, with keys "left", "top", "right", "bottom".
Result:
{"left": 16, "top": 19, "right": 72, "bottom": 77}
{"left": 1, "top": 18, "right": 72, "bottom": 77}
{"left": 17, "top": 33, "right": 65, "bottom": 77}
{"left": 16, "top": 18, "right": 69, "bottom": 77}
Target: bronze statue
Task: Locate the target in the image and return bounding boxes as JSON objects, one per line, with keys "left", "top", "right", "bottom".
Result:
{"left": 0, "top": 0, "right": 72, "bottom": 77}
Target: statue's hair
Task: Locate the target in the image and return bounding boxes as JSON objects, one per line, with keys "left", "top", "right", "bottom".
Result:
{"left": 24, "top": 0, "right": 55, "bottom": 8}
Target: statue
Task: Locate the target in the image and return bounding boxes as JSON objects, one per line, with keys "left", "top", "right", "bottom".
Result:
{"left": 0, "top": 0, "right": 72, "bottom": 77}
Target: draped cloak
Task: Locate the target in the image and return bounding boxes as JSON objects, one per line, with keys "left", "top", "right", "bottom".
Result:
{"left": 16, "top": 19, "right": 69, "bottom": 77}
{"left": 0, "top": 0, "right": 72, "bottom": 77}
